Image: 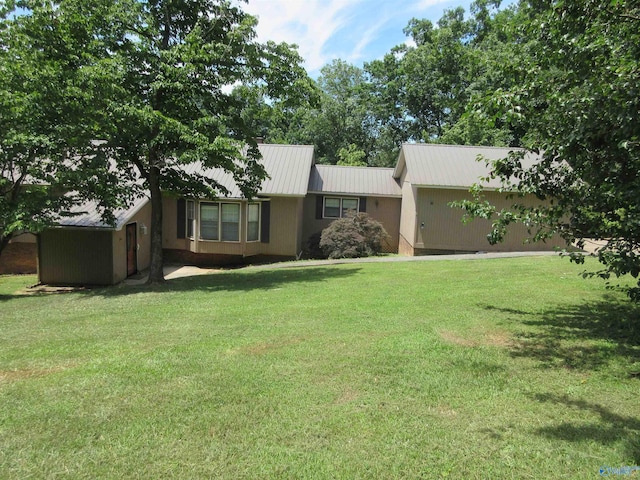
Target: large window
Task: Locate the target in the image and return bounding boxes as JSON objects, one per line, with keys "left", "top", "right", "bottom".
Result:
{"left": 200, "top": 203, "right": 219, "bottom": 240}
{"left": 324, "top": 197, "right": 359, "bottom": 218}
{"left": 198, "top": 202, "right": 241, "bottom": 242}
{"left": 221, "top": 203, "right": 240, "bottom": 241}
{"left": 247, "top": 203, "right": 260, "bottom": 242}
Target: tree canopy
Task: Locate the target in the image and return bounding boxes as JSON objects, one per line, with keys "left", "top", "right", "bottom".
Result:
{"left": 2, "top": 0, "right": 312, "bottom": 283}
{"left": 457, "top": 0, "right": 640, "bottom": 300}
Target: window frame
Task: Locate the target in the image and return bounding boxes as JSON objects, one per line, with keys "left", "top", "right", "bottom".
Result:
{"left": 186, "top": 200, "right": 195, "bottom": 238}
{"left": 220, "top": 203, "right": 241, "bottom": 242}
{"left": 323, "top": 196, "right": 360, "bottom": 219}
{"left": 199, "top": 202, "right": 220, "bottom": 241}
{"left": 246, "top": 203, "right": 261, "bottom": 242}
{"left": 195, "top": 201, "right": 245, "bottom": 243}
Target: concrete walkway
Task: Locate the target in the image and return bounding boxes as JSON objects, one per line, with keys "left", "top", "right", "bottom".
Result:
{"left": 125, "top": 250, "right": 567, "bottom": 283}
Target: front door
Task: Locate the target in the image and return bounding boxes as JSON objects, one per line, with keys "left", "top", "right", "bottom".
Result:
{"left": 126, "top": 223, "right": 137, "bottom": 277}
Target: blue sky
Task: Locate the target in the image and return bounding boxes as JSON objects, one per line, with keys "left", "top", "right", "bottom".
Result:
{"left": 242, "top": 0, "right": 507, "bottom": 78}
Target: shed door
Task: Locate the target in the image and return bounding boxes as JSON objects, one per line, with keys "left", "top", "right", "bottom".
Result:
{"left": 126, "top": 223, "right": 137, "bottom": 277}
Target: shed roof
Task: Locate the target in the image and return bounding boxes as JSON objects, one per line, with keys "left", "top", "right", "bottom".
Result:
{"left": 56, "top": 195, "right": 149, "bottom": 230}
{"left": 394, "top": 143, "right": 539, "bottom": 189}
{"left": 308, "top": 164, "right": 401, "bottom": 197}
{"left": 183, "top": 144, "right": 315, "bottom": 198}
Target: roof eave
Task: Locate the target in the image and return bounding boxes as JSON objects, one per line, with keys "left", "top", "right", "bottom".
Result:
{"left": 307, "top": 190, "right": 402, "bottom": 198}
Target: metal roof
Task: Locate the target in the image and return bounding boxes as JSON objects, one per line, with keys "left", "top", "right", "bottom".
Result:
{"left": 394, "top": 143, "right": 540, "bottom": 189}
{"left": 54, "top": 144, "right": 314, "bottom": 229}
{"left": 183, "top": 144, "right": 315, "bottom": 198}
{"left": 308, "top": 164, "right": 402, "bottom": 197}
{"left": 56, "top": 195, "right": 150, "bottom": 230}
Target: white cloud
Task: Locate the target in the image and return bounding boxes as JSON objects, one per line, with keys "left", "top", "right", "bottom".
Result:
{"left": 239, "top": 0, "right": 467, "bottom": 75}
{"left": 243, "top": 0, "right": 361, "bottom": 74}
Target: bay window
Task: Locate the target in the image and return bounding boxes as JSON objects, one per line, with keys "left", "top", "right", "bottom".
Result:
{"left": 200, "top": 203, "right": 219, "bottom": 240}
{"left": 221, "top": 203, "right": 240, "bottom": 241}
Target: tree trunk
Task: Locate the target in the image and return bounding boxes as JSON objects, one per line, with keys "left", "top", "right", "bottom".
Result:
{"left": 0, "top": 234, "right": 12, "bottom": 259}
{"left": 146, "top": 165, "right": 165, "bottom": 284}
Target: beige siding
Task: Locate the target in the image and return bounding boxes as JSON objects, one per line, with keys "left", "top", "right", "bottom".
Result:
{"left": 163, "top": 195, "right": 301, "bottom": 258}
{"left": 302, "top": 194, "right": 401, "bottom": 253}
{"left": 398, "top": 166, "right": 418, "bottom": 248}
{"left": 112, "top": 201, "right": 152, "bottom": 283}
{"left": 415, "top": 188, "right": 567, "bottom": 252}
{"left": 262, "top": 197, "right": 304, "bottom": 257}
{"left": 162, "top": 196, "right": 190, "bottom": 250}
{"left": 9, "top": 233, "right": 37, "bottom": 243}
{"left": 39, "top": 229, "right": 114, "bottom": 285}
{"left": 197, "top": 240, "right": 245, "bottom": 255}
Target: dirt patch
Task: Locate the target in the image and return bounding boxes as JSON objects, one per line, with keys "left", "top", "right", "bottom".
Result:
{"left": 0, "top": 365, "right": 71, "bottom": 383}
{"left": 17, "top": 285, "right": 89, "bottom": 296}
{"left": 438, "top": 328, "right": 513, "bottom": 348}
{"left": 230, "top": 336, "right": 306, "bottom": 356}
{"left": 439, "top": 330, "right": 477, "bottom": 347}
{"left": 431, "top": 404, "right": 458, "bottom": 418}
{"left": 334, "top": 387, "right": 360, "bottom": 405}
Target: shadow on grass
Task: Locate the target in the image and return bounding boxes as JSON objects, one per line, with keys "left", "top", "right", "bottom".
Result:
{"left": 531, "top": 393, "right": 640, "bottom": 464}
{"left": 0, "top": 266, "right": 363, "bottom": 301}
{"left": 94, "top": 266, "right": 363, "bottom": 298}
{"left": 485, "top": 297, "right": 640, "bottom": 372}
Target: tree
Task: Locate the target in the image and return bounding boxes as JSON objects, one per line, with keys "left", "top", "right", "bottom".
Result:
{"left": 6, "top": 0, "right": 311, "bottom": 284}
{"left": 336, "top": 144, "right": 367, "bottom": 167}
{"left": 458, "top": 0, "right": 640, "bottom": 300}
{"left": 0, "top": 1, "right": 129, "bottom": 257}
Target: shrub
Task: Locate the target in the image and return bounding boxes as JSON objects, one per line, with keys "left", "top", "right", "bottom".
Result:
{"left": 303, "top": 231, "right": 327, "bottom": 259}
{"left": 320, "top": 212, "right": 390, "bottom": 259}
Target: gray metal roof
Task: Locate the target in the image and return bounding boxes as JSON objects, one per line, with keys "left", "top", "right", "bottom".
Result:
{"left": 56, "top": 195, "right": 149, "bottom": 230}
{"left": 308, "top": 164, "right": 402, "bottom": 197}
{"left": 394, "top": 143, "right": 540, "bottom": 189}
{"left": 183, "top": 144, "right": 315, "bottom": 198}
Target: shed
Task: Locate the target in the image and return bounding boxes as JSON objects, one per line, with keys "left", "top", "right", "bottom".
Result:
{"left": 38, "top": 196, "right": 151, "bottom": 285}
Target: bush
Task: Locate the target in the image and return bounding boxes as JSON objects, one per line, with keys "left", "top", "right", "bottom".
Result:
{"left": 320, "top": 213, "right": 389, "bottom": 259}
{"left": 303, "top": 231, "right": 327, "bottom": 259}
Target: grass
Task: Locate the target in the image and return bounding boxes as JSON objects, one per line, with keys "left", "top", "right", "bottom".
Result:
{"left": 0, "top": 256, "right": 639, "bottom": 479}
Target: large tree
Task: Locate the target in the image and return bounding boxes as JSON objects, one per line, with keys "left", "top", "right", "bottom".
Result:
{"left": 458, "top": 0, "right": 640, "bottom": 300}
{"left": 0, "top": 1, "right": 128, "bottom": 257}
{"left": 6, "top": 0, "right": 311, "bottom": 284}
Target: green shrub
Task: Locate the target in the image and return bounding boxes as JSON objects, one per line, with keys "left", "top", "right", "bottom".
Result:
{"left": 320, "top": 213, "right": 389, "bottom": 259}
{"left": 303, "top": 231, "right": 327, "bottom": 259}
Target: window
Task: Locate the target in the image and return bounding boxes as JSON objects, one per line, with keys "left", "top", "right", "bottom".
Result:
{"left": 341, "top": 198, "right": 358, "bottom": 217}
{"left": 200, "top": 203, "right": 219, "bottom": 240}
{"left": 186, "top": 200, "right": 195, "bottom": 238}
{"left": 247, "top": 203, "right": 260, "bottom": 242}
{"left": 196, "top": 201, "right": 243, "bottom": 242}
{"left": 221, "top": 203, "right": 240, "bottom": 241}
{"left": 324, "top": 197, "right": 359, "bottom": 218}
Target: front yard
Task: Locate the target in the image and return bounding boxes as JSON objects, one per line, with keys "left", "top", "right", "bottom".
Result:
{"left": 1, "top": 256, "right": 638, "bottom": 478}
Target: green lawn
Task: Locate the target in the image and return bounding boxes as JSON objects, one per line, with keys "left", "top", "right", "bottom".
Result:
{"left": 1, "top": 256, "right": 638, "bottom": 479}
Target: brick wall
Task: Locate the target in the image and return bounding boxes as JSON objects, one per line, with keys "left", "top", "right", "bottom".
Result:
{"left": 0, "top": 243, "right": 37, "bottom": 274}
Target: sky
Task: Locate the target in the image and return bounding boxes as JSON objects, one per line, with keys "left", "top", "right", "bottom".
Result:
{"left": 241, "top": 0, "right": 488, "bottom": 78}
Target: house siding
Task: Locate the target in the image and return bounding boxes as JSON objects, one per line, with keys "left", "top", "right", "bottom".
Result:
{"left": 163, "top": 195, "right": 302, "bottom": 263}
{"left": 413, "top": 188, "right": 567, "bottom": 253}
{"left": 111, "top": 201, "right": 152, "bottom": 283}
{"left": 398, "top": 166, "right": 418, "bottom": 249}
{"left": 261, "top": 197, "right": 303, "bottom": 257}
{"left": 302, "top": 194, "right": 401, "bottom": 253}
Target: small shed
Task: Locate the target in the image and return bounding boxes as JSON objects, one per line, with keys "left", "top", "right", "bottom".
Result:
{"left": 38, "top": 197, "right": 151, "bottom": 285}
